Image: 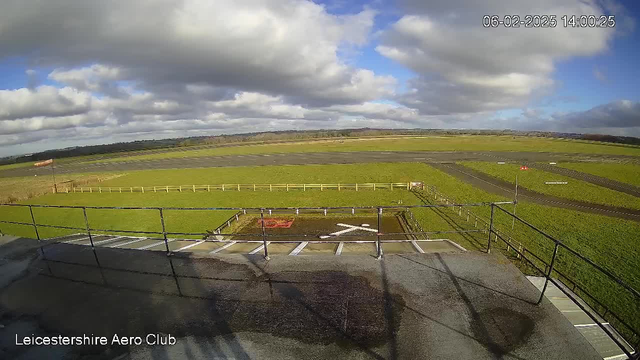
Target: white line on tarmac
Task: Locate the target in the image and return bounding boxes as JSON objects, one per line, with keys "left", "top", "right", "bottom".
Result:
{"left": 64, "top": 236, "right": 90, "bottom": 244}
{"left": 210, "top": 241, "right": 237, "bottom": 254}
{"left": 138, "top": 239, "right": 175, "bottom": 250}
{"left": 175, "top": 240, "right": 205, "bottom": 252}
{"left": 574, "top": 323, "right": 609, "bottom": 327}
{"left": 411, "top": 240, "right": 425, "bottom": 253}
{"left": 336, "top": 223, "right": 378, "bottom": 232}
{"left": 336, "top": 242, "right": 344, "bottom": 255}
{"left": 290, "top": 242, "right": 308, "bottom": 255}
{"left": 110, "top": 238, "right": 146, "bottom": 248}
{"left": 249, "top": 242, "right": 270, "bottom": 254}
{"left": 93, "top": 236, "right": 125, "bottom": 246}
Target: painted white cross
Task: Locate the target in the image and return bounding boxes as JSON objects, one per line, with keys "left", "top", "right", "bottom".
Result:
{"left": 319, "top": 223, "right": 378, "bottom": 239}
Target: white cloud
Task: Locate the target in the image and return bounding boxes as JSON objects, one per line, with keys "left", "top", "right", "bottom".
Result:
{"left": 377, "top": 0, "right": 625, "bottom": 114}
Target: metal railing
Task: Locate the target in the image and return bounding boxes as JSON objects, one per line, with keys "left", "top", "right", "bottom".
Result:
{"left": 486, "top": 204, "right": 639, "bottom": 359}
{"left": 68, "top": 182, "right": 423, "bottom": 194}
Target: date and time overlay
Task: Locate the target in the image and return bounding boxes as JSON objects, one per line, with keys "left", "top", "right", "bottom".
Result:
{"left": 482, "top": 14, "right": 616, "bottom": 28}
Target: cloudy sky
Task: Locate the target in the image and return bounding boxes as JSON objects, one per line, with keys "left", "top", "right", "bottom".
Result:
{"left": 1, "top": 0, "right": 639, "bottom": 156}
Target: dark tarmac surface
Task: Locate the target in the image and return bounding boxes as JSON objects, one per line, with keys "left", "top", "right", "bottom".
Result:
{"left": 0, "top": 235, "right": 601, "bottom": 359}
{"left": 432, "top": 163, "right": 640, "bottom": 222}
{"left": 2, "top": 150, "right": 639, "bottom": 178}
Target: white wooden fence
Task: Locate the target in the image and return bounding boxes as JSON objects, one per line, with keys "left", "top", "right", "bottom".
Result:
{"left": 70, "top": 182, "right": 424, "bottom": 194}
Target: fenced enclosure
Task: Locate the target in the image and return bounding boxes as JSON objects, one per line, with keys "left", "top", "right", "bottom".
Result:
{"left": 419, "top": 185, "right": 639, "bottom": 359}
{"left": 67, "top": 182, "right": 424, "bottom": 194}
{"left": 0, "top": 195, "right": 638, "bottom": 358}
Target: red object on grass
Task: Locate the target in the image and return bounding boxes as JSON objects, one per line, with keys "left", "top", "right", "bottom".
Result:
{"left": 520, "top": 165, "right": 529, "bottom": 170}
{"left": 258, "top": 218, "right": 295, "bottom": 228}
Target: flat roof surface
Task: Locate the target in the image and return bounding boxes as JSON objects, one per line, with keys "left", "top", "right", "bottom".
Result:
{"left": 0, "top": 236, "right": 601, "bottom": 359}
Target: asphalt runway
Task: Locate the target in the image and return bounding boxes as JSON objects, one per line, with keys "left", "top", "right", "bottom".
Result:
{"left": 431, "top": 163, "right": 640, "bottom": 222}
{"left": 3, "top": 151, "right": 639, "bottom": 178}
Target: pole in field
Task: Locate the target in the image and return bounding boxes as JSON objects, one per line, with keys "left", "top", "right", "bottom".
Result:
{"left": 33, "top": 159, "right": 56, "bottom": 193}
{"left": 512, "top": 174, "right": 518, "bottom": 230}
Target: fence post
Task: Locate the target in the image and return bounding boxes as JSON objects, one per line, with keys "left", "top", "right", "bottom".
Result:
{"left": 180, "top": 186, "right": 182, "bottom": 192}
{"left": 99, "top": 187, "right": 102, "bottom": 193}
{"left": 487, "top": 204, "right": 495, "bottom": 254}
{"left": 238, "top": 184, "right": 240, "bottom": 191}
{"left": 222, "top": 184, "right": 224, "bottom": 191}
{"left": 356, "top": 183, "right": 358, "bottom": 191}
{"left": 538, "top": 242, "right": 560, "bottom": 304}
{"left": 166, "top": 186, "right": 169, "bottom": 192}
{"left": 193, "top": 185, "right": 196, "bottom": 192}
{"left": 119, "top": 187, "right": 122, "bottom": 193}
{"left": 303, "top": 184, "right": 306, "bottom": 191}
{"left": 376, "top": 207, "right": 383, "bottom": 259}
{"left": 373, "top": 183, "right": 376, "bottom": 191}
{"left": 28, "top": 205, "right": 47, "bottom": 255}
{"left": 158, "top": 208, "right": 171, "bottom": 255}
{"left": 130, "top": 187, "right": 133, "bottom": 192}
{"left": 82, "top": 207, "right": 96, "bottom": 250}
{"left": 338, "top": 183, "right": 340, "bottom": 191}
{"left": 390, "top": 183, "right": 393, "bottom": 191}
{"left": 260, "top": 209, "right": 269, "bottom": 260}
{"left": 208, "top": 185, "right": 211, "bottom": 192}
{"left": 270, "top": 184, "right": 272, "bottom": 191}
{"left": 142, "top": 186, "right": 144, "bottom": 193}
{"left": 154, "top": 186, "right": 156, "bottom": 193}
{"left": 254, "top": 184, "right": 256, "bottom": 191}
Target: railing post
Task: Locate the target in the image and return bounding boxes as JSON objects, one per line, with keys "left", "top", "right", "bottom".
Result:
{"left": 159, "top": 208, "right": 171, "bottom": 255}
{"left": 28, "top": 205, "right": 46, "bottom": 255}
{"left": 538, "top": 242, "right": 560, "bottom": 304}
{"left": 82, "top": 207, "right": 96, "bottom": 250}
{"left": 261, "top": 209, "right": 269, "bottom": 260}
{"left": 376, "top": 207, "right": 383, "bottom": 259}
{"left": 487, "top": 203, "right": 495, "bottom": 253}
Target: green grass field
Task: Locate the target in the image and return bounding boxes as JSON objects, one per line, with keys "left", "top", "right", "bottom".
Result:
{"left": 461, "top": 161, "right": 640, "bottom": 210}
{"left": 0, "top": 161, "right": 638, "bottom": 338}
{"left": 558, "top": 162, "right": 640, "bottom": 187}
{"left": 75, "top": 135, "right": 640, "bottom": 165}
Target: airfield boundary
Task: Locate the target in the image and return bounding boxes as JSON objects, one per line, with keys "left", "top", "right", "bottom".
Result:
{"left": 68, "top": 182, "right": 423, "bottom": 193}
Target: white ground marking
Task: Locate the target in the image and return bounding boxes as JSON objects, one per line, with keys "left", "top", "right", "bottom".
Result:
{"left": 604, "top": 354, "right": 631, "bottom": 360}
{"left": 138, "top": 239, "right": 176, "bottom": 250}
{"left": 574, "top": 323, "right": 609, "bottom": 327}
{"left": 210, "top": 241, "right": 237, "bottom": 254}
{"left": 92, "top": 236, "right": 125, "bottom": 246}
{"left": 175, "top": 240, "right": 205, "bottom": 252}
{"left": 361, "top": 224, "right": 370, "bottom": 227}
{"left": 411, "top": 240, "right": 425, "bottom": 253}
{"left": 110, "top": 237, "right": 146, "bottom": 248}
{"left": 249, "top": 242, "right": 270, "bottom": 254}
{"left": 335, "top": 242, "right": 344, "bottom": 255}
{"left": 63, "top": 236, "right": 90, "bottom": 244}
{"left": 336, "top": 223, "right": 378, "bottom": 232}
{"left": 289, "top": 242, "right": 308, "bottom": 256}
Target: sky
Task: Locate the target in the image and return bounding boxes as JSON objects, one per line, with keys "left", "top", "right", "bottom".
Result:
{"left": 0, "top": 0, "right": 639, "bottom": 156}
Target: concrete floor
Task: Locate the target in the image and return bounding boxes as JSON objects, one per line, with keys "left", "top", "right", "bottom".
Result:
{"left": 0, "top": 235, "right": 603, "bottom": 360}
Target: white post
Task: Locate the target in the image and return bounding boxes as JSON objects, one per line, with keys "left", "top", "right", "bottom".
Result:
{"left": 179, "top": 186, "right": 182, "bottom": 192}
{"left": 166, "top": 186, "right": 169, "bottom": 192}
{"left": 373, "top": 183, "right": 376, "bottom": 191}
{"left": 303, "top": 184, "right": 306, "bottom": 191}
{"left": 119, "top": 187, "right": 122, "bottom": 193}
{"left": 222, "top": 184, "right": 225, "bottom": 191}
{"left": 154, "top": 186, "right": 156, "bottom": 192}
{"left": 286, "top": 184, "right": 289, "bottom": 191}
{"left": 193, "top": 185, "right": 196, "bottom": 192}
{"left": 99, "top": 187, "right": 102, "bottom": 193}
{"left": 338, "top": 183, "right": 341, "bottom": 191}
{"left": 142, "top": 186, "right": 144, "bottom": 193}
{"left": 130, "top": 187, "right": 133, "bottom": 192}
{"left": 208, "top": 185, "right": 210, "bottom": 192}
{"left": 320, "top": 184, "right": 323, "bottom": 191}
{"left": 356, "top": 183, "right": 358, "bottom": 191}
{"left": 270, "top": 184, "right": 272, "bottom": 191}
{"left": 254, "top": 184, "right": 256, "bottom": 191}
{"left": 238, "top": 184, "right": 240, "bottom": 191}
{"left": 390, "top": 183, "right": 393, "bottom": 191}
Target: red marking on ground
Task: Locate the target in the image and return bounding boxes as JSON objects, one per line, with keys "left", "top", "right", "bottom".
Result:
{"left": 258, "top": 218, "right": 295, "bottom": 228}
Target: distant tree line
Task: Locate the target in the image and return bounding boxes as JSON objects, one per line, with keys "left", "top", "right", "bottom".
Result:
{"left": 2, "top": 128, "right": 639, "bottom": 166}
